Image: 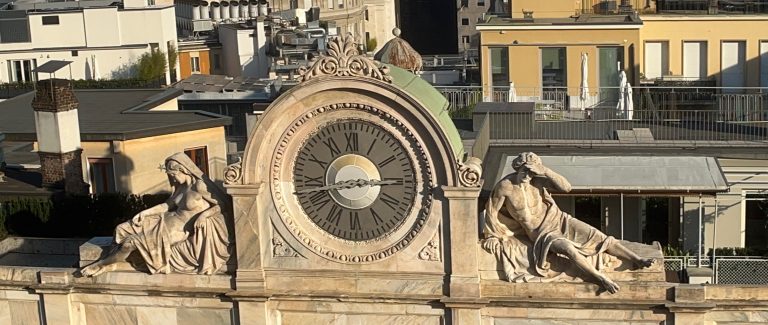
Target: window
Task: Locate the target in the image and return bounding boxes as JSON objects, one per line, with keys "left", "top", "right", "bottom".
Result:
{"left": 365, "top": 9, "right": 369, "bottom": 21}
{"left": 212, "top": 53, "right": 221, "bottom": 70}
{"left": 683, "top": 41, "right": 707, "bottom": 80}
{"left": 461, "top": 0, "right": 468, "bottom": 7}
{"left": 184, "top": 147, "right": 209, "bottom": 175}
{"left": 41, "top": 16, "right": 59, "bottom": 25}
{"left": 489, "top": 47, "right": 509, "bottom": 88}
{"left": 462, "top": 36, "right": 470, "bottom": 44}
{"left": 541, "top": 47, "right": 566, "bottom": 88}
{"left": 191, "top": 57, "right": 201, "bottom": 73}
{"left": 328, "top": 0, "right": 334, "bottom": 9}
{"left": 477, "top": 0, "right": 485, "bottom": 6}
{"left": 88, "top": 158, "right": 116, "bottom": 194}
{"left": 644, "top": 41, "right": 669, "bottom": 79}
{"left": 745, "top": 193, "right": 768, "bottom": 249}
{"left": 337, "top": 0, "right": 344, "bottom": 8}
{"left": 7, "top": 59, "right": 36, "bottom": 83}
{"left": 71, "top": 50, "right": 78, "bottom": 57}
{"left": 462, "top": 18, "right": 469, "bottom": 25}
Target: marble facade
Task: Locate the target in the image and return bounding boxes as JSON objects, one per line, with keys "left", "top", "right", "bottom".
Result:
{"left": 0, "top": 36, "right": 767, "bottom": 324}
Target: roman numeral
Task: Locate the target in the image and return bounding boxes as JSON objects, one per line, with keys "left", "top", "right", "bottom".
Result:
{"left": 327, "top": 205, "right": 343, "bottom": 226}
{"left": 380, "top": 193, "right": 400, "bottom": 210}
{"left": 304, "top": 175, "right": 323, "bottom": 187}
{"left": 344, "top": 132, "right": 359, "bottom": 152}
{"left": 366, "top": 139, "right": 377, "bottom": 156}
{"left": 349, "top": 211, "right": 361, "bottom": 230}
{"left": 308, "top": 154, "right": 327, "bottom": 169}
{"left": 370, "top": 208, "right": 383, "bottom": 225}
{"left": 379, "top": 155, "right": 396, "bottom": 168}
{"left": 308, "top": 191, "right": 331, "bottom": 210}
{"left": 323, "top": 137, "right": 341, "bottom": 156}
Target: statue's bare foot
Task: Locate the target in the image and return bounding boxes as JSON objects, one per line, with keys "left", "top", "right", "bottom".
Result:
{"left": 635, "top": 257, "right": 655, "bottom": 268}
{"left": 79, "top": 262, "right": 116, "bottom": 277}
{"left": 598, "top": 276, "right": 620, "bottom": 294}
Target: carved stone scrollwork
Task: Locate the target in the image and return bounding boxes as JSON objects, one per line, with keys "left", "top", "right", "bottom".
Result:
{"left": 298, "top": 33, "right": 392, "bottom": 84}
{"left": 458, "top": 156, "right": 483, "bottom": 188}
{"left": 418, "top": 234, "right": 440, "bottom": 262}
{"left": 224, "top": 157, "right": 243, "bottom": 185}
{"left": 271, "top": 232, "right": 299, "bottom": 258}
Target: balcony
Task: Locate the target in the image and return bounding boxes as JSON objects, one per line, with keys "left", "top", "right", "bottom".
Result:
{"left": 579, "top": 0, "right": 768, "bottom": 15}
{"left": 435, "top": 85, "right": 768, "bottom": 143}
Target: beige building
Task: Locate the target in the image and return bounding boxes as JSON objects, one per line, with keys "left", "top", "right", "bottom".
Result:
{"left": 476, "top": 2, "right": 768, "bottom": 253}
{"left": 0, "top": 0, "right": 178, "bottom": 84}
{"left": 0, "top": 86, "right": 230, "bottom": 195}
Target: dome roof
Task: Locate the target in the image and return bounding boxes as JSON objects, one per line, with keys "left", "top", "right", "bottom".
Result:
{"left": 374, "top": 28, "right": 423, "bottom": 73}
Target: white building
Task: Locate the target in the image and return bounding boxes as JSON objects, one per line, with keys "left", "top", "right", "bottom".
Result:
{"left": 0, "top": 0, "right": 178, "bottom": 84}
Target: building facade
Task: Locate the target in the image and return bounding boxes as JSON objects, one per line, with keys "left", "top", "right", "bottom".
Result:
{"left": 0, "top": 0, "right": 178, "bottom": 84}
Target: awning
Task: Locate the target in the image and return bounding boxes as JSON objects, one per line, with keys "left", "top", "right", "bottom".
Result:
{"left": 498, "top": 155, "right": 729, "bottom": 195}
{"left": 32, "top": 60, "right": 72, "bottom": 74}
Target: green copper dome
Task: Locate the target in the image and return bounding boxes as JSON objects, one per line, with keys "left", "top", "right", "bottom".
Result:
{"left": 384, "top": 64, "right": 465, "bottom": 160}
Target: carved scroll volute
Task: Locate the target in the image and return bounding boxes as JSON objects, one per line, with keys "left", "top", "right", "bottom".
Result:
{"left": 224, "top": 157, "right": 243, "bottom": 185}
{"left": 458, "top": 157, "right": 483, "bottom": 188}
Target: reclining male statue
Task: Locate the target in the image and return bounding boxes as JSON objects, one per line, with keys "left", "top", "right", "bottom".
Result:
{"left": 483, "top": 152, "right": 654, "bottom": 294}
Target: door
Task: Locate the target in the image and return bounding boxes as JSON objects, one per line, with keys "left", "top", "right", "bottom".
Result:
{"left": 599, "top": 47, "right": 623, "bottom": 104}
{"left": 683, "top": 41, "right": 707, "bottom": 80}
{"left": 721, "top": 41, "right": 746, "bottom": 92}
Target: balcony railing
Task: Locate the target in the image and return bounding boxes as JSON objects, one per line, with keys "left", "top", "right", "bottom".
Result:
{"left": 435, "top": 85, "right": 768, "bottom": 142}
{"left": 578, "top": 0, "right": 768, "bottom": 14}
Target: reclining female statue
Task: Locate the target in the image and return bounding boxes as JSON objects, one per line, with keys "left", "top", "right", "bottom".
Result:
{"left": 80, "top": 153, "right": 232, "bottom": 277}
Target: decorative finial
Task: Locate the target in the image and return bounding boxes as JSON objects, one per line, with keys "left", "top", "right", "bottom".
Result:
{"left": 392, "top": 27, "right": 401, "bottom": 38}
{"left": 297, "top": 33, "right": 392, "bottom": 83}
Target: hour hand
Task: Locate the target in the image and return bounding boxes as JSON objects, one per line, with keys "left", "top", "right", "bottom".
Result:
{"left": 295, "top": 179, "right": 398, "bottom": 194}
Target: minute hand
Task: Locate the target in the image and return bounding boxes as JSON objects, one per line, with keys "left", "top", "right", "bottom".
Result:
{"left": 295, "top": 179, "right": 398, "bottom": 194}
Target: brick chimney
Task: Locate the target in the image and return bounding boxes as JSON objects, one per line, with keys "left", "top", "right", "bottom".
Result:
{"left": 32, "top": 78, "right": 89, "bottom": 193}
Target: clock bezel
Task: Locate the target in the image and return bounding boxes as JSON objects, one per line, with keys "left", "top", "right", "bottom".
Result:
{"left": 270, "top": 103, "right": 433, "bottom": 264}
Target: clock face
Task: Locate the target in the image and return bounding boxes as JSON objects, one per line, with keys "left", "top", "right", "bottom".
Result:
{"left": 293, "top": 120, "right": 416, "bottom": 241}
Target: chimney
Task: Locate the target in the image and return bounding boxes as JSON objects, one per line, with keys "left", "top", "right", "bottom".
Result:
{"left": 32, "top": 78, "right": 89, "bottom": 194}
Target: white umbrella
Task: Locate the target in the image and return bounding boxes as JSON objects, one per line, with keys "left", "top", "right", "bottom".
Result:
{"left": 508, "top": 81, "right": 517, "bottom": 102}
{"left": 91, "top": 55, "right": 100, "bottom": 80}
{"left": 616, "top": 69, "right": 627, "bottom": 116}
{"left": 579, "top": 53, "right": 589, "bottom": 110}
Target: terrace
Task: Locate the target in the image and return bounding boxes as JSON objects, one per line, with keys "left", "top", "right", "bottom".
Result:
{"left": 580, "top": 0, "right": 768, "bottom": 14}
{"left": 436, "top": 85, "right": 768, "bottom": 149}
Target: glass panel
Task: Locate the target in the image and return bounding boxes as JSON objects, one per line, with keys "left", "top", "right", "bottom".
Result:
{"left": 599, "top": 47, "right": 623, "bottom": 103}
{"left": 541, "top": 47, "right": 566, "bottom": 87}
{"left": 489, "top": 47, "right": 508, "bottom": 88}
{"left": 574, "top": 197, "right": 602, "bottom": 230}
{"left": 89, "top": 159, "right": 115, "bottom": 194}
{"left": 745, "top": 194, "right": 768, "bottom": 249}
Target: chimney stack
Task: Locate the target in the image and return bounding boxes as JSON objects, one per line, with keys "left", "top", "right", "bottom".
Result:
{"left": 32, "top": 78, "right": 89, "bottom": 194}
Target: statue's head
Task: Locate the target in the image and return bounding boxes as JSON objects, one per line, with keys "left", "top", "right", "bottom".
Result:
{"left": 164, "top": 153, "right": 205, "bottom": 186}
{"left": 511, "top": 152, "right": 541, "bottom": 172}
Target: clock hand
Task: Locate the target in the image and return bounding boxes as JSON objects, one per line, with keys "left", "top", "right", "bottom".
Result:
{"left": 295, "top": 179, "right": 399, "bottom": 194}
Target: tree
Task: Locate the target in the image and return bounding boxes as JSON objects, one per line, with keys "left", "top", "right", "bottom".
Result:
{"left": 366, "top": 38, "right": 378, "bottom": 52}
{"left": 167, "top": 43, "right": 178, "bottom": 82}
{"left": 137, "top": 49, "right": 167, "bottom": 81}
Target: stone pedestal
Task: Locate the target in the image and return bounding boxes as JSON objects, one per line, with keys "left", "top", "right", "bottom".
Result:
{"left": 79, "top": 237, "right": 113, "bottom": 267}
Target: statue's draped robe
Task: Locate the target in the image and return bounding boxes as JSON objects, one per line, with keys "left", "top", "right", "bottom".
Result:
{"left": 484, "top": 185, "right": 616, "bottom": 282}
{"left": 114, "top": 202, "right": 231, "bottom": 275}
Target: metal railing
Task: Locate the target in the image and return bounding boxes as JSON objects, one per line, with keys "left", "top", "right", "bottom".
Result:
{"left": 665, "top": 256, "right": 768, "bottom": 285}
{"left": 577, "top": 0, "right": 768, "bottom": 14}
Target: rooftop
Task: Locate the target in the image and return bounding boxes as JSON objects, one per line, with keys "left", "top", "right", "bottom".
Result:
{"left": 0, "top": 88, "right": 231, "bottom": 141}
{"left": 480, "top": 14, "right": 642, "bottom": 28}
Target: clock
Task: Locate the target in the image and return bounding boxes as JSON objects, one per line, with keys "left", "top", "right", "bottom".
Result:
{"left": 271, "top": 103, "right": 433, "bottom": 263}
{"left": 293, "top": 120, "right": 416, "bottom": 241}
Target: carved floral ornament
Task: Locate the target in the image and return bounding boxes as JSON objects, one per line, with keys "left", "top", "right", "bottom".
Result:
{"left": 298, "top": 33, "right": 392, "bottom": 83}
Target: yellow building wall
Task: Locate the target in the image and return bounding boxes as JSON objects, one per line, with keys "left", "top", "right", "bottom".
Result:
{"left": 78, "top": 127, "right": 227, "bottom": 195}
{"left": 480, "top": 28, "right": 640, "bottom": 96}
{"left": 640, "top": 17, "right": 768, "bottom": 87}
{"left": 510, "top": 0, "right": 576, "bottom": 18}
